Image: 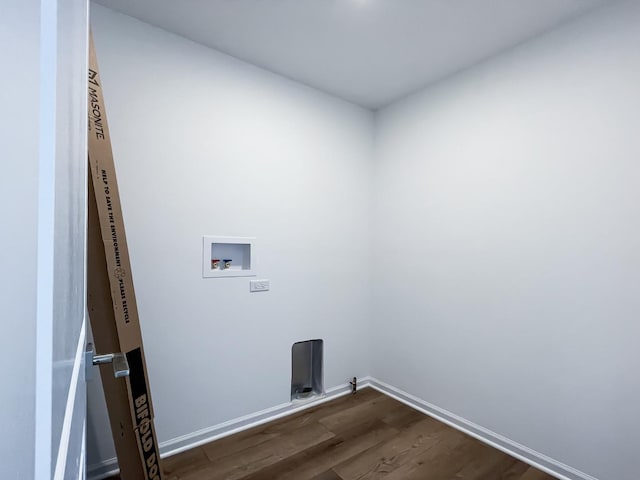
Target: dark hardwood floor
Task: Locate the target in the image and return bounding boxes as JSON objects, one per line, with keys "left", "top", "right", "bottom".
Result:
{"left": 109, "top": 388, "right": 555, "bottom": 480}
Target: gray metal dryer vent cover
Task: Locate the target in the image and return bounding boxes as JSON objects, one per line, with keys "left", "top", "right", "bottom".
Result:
{"left": 291, "top": 339, "right": 323, "bottom": 401}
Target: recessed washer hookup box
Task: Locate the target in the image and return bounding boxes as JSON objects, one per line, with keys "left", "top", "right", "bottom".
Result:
{"left": 87, "top": 32, "right": 164, "bottom": 480}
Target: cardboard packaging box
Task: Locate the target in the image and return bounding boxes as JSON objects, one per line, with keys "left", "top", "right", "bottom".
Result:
{"left": 87, "top": 33, "right": 164, "bottom": 480}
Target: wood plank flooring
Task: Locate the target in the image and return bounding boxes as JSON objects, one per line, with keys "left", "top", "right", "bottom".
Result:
{"left": 108, "top": 388, "right": 555, "bottom": 480}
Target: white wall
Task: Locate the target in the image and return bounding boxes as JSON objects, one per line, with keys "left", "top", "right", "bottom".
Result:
{"left": 372, "top": 2, "right": 640, "bottom": 480}
{"left": 87, "top": 4, "right": 373, "bottom": 469}
{"left": 0, "top": 1, "right": 40, "bottom": 478}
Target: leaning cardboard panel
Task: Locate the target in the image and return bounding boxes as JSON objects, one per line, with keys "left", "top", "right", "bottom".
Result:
{"left": 87, "top": 32, "right": 164, "bottom": 480}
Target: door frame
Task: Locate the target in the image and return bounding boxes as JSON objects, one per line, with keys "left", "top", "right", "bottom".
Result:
{"left": 34, "top": 1, "right": 89, "bottom": 478}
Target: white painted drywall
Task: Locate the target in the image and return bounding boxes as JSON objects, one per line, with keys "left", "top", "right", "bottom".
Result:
{"left": 0, "top": 1, "right": 40, "bottom": 478}
{"left": 87, "top": 4, "right": 373, "bottom": 469}
{"left": 372, "top": 2, "right": 640, "bottom": 480}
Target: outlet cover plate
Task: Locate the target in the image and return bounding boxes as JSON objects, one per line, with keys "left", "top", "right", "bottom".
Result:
{"left": 250, "top": 279, "right": 270, "bottom": 292}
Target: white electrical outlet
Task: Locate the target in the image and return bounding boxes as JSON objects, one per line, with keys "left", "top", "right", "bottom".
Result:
{"left": 250, "top": 279, "right": 270, "bottom": 292}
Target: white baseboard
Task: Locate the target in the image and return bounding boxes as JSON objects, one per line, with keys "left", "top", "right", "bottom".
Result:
{"left": 87, "top": 376, "right": 597, "bottom": 480}
{"left": 86, "top": 379, "right": 368, "bottom": 480}
{"left": 367, "top": 378, "right": 598, "bottom": 480}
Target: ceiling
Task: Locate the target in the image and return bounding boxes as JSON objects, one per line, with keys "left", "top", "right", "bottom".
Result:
{"left": 94, "top": 0, "right": 609, "bottom": 109}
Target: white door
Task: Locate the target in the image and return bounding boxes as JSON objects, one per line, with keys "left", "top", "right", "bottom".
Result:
{"left": 35, "top": 1, "right": 90, "bottom": 479}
